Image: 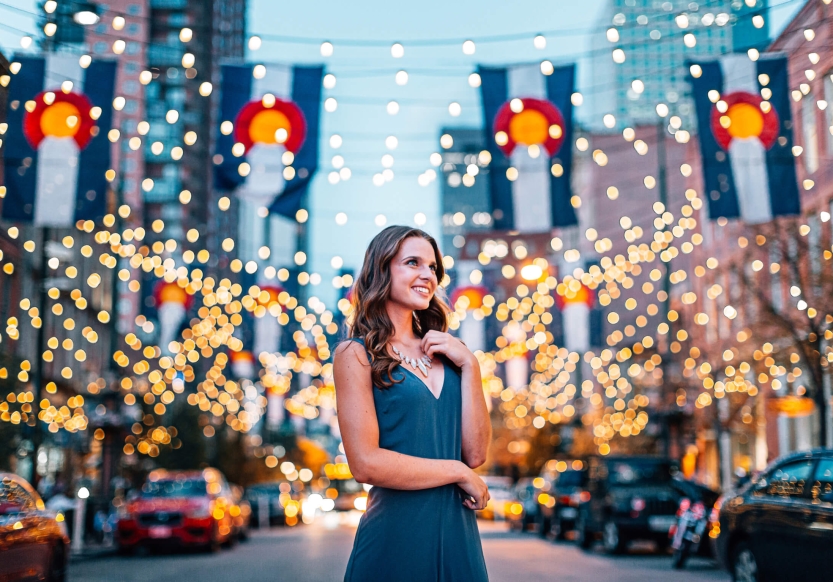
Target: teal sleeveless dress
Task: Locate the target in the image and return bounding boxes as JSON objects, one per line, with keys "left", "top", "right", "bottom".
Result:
{"left": 343, "top": 339, "right": 489, "bottom": 582}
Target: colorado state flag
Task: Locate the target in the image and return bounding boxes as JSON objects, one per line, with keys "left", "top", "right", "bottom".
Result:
{"left": 2, "top": 54, "right": 116, "bottom": 226}
{"left": 214, "top": 63, "right": 323, "bottom": 219}
{"left": 688, "top": 54, "right": 800, "bottom": 223}
{"left": 478, "top": 63, "right": 577, "bottom": 232}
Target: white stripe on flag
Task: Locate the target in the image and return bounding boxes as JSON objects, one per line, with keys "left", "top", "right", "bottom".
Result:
{"left": 239, "top": 65, "right": 295, "bottom": 264}
{"left": 240, "top": 144, "right": 286, "bottom": 201}
{"left": 45, "top": 53, "right": 85, "bottom": 92}
{"left": 562, "top": 303, "right": 590, "bottom": 353}
{"left": 253, "top": 313, "right": 280, "bottom": 357}
{"left": 269, "top": 214, "right": 296, "bottom": 267}
{"left": 253, "top": 65, "right": 292, "bottom": 99}
{"left": 720, "top": 55, "right": 772, "bottom": 224}
{"left": 34, "top": 54, "right": 86, "bottom": 226}
{"left": 508, "top": 65, "right": 551, "bottom": 232}
{"left": 34, "top": 137, "right": 79, "bottom": 226}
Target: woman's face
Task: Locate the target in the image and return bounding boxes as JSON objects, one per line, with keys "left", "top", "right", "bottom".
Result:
{"left": 387, "top": 236, "right": 439, "bottom": 312}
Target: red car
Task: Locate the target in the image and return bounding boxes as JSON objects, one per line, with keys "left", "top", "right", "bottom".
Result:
{"left": 117, "top": 468, "right": 236, "bottom": 553}
{"left": 0, "top": 473, "right": 69, "bottom": 582}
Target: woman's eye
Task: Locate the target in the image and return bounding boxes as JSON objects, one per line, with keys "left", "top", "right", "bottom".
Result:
{"left": 429, "top": 265, "right": 437, "bottom": 272}
{"left": 407, "top": 259, "right": 418, "bottom": 266}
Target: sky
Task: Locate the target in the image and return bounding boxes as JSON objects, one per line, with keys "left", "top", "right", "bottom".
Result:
{"left": 0, "top": 0, "right": 811, "bottom": 307}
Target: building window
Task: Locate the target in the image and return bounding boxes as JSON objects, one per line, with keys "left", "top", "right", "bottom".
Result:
{"left": 94, "top": 41, "right": 107, "bottom": 54}
{"left": 802, "top": 93, "right": 819, "bottom": 174}
{"left": 127, "top": 4, "right": 141, "bottom": 15}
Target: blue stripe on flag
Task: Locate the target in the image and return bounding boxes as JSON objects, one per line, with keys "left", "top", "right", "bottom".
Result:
{"left": 269, "top": 65, "right": 323, "bottom": 219}
{"left": 545, "top": 64, "right": 577, "bottom": 228}
{"left": 688, "top": 60, "right": 740, "bottom": 220}
{"left": 477, "top": 66, "right": 514, "bottom": 230}
{"left": 214, "top": 64, "right": 253, "bottom": 191}
{"left": 74, "top": 59, "right": 116, "bottom": 222}
{"left": 756, "top": 56, "right": 800, "bottom": 217}
{"left": 2, "top": 56, "right": 44, "bottom": 222}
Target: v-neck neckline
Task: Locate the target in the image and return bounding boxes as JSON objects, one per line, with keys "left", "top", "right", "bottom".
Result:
{"left": 399, "top": 359, "right": 446, "bottom": 401}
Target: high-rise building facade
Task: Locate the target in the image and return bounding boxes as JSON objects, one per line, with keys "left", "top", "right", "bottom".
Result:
{"left": 591, "top": 0, "right": 769, "bottom": 127}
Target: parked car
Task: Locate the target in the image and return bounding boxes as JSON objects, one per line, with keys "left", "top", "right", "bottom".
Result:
{"left": 506, "top": 478, "right": 536, "bottom": 531}
{"left": 479, "top": 476, "right": 514, "bottom": 521}
{"left": 714, "top": 448, "right": 833, "bottom": 582}
{"left": 116, "top": 468, "right": 236, "bottom": 553}
{"left": 245, "top": 482, "right": 285, "bottom": 527}
{"left": 229, "top": 485, "right": 251, "bottom": 541}
{"left": 575, "top": 456, "right": 682, "bottom": 553}
{"left": 0, "top": 473, "right": 69, "bottom": 582}
{"left": 535, "top": 460, "right": 588, "bottom": 540}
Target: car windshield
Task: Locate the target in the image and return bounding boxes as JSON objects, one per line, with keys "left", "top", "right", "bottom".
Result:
{"left": 607, "top": 461, "right": 674, "bottom": 485}
{"left": 557, "top": 470, "right": 585, "bottom": 487}
{"left": 142, "top": 479, "right": 207, "bottom": 498}
{"left": 0, "top": 480, "right": 34, "bottom": 514}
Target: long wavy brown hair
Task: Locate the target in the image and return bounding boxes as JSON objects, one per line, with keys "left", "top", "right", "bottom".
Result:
{"left": 349, "top": 225, "right": 449, "bottom": 388}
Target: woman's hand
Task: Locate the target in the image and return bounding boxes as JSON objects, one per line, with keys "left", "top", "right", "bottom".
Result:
{"left": 420, "top": 330, "right": 477, "bottom": 369}
{"left": 456, "top": 464, "right": 490, "bottom": 510}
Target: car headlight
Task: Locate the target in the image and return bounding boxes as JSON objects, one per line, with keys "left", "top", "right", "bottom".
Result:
{"left": 55, "top": 514, "right": 69, "bottom": 537}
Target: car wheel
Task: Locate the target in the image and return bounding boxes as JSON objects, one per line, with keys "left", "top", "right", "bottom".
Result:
{"left": 537, "top": 513, "right": 551, "bottom": 538}
{"left": 732, "top": 542, "right": 759, "bottom": 582}
{"left": 575, "top": 514, "right": 593, "bottom": 550}
{"left": 671, "top": 542, "right": 690, "bottom": 570}
{"left": 603, "top": 520, "right": 626, "bottom": 554}
{"left": 47, "top": 542, "right": 66, "bottom": 582}
{"left": 550, "top": 518, "right": 561, "bottom": 541}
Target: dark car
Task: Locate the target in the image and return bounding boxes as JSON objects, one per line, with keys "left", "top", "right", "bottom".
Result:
{"left": 245, "top": 482, "right": 286, "bottom": 527}
{"left": 714, "top": 448, "right": 833, "bottom": 582}
{"left": 535, "top": 460, "right": 588, "bottom": 540}
{"left": 0, "top": 473, "right": 69, "bottom": 582}
{"left": 507, "top": 478, "right": 537, "bottom": 531}
{"left": 575, "top": 456, "right": 682, "bottom": 553}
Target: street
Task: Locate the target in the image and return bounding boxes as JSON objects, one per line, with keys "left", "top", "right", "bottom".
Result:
{"left": 69, "top": 519, "right": 726, "bottom": 582}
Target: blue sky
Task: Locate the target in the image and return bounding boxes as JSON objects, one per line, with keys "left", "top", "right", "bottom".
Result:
{"left": 246, "top": 0, "right": 612, "bottom": 306}
{"left": 0, "top": 0, "right": 809, "bottom": 307}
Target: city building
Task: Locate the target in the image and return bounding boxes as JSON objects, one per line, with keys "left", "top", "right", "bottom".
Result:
{"left": 591, "top": 0, "right": 769, "bottom": 127}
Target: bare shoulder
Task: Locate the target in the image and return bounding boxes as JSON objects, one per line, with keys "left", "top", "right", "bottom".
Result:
{"left": 334, "top": 340, "right": 373, "bottom": 400}
{"left": 334, "top": 339, "right": 371, "bottom": 366}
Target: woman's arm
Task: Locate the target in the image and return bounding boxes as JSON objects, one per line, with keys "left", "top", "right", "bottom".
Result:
{"left": 458, "top": 353, "right": 491, "bottom": 468}
{"left": 334, "top": 341, "right": 489, "bottom": 508}
{"left": 421, "top": 331, "right": 492, "bottom": 469}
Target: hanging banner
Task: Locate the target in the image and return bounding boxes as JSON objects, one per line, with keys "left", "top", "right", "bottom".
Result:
{"left": 555, "top": 281, "right": 594, "bottom": 354}
{"left": 214, "top": 63, "right": 323, "bottom": 218}
{"left": 153, "top": 281, "right": 193, "bottom": 355}
{"left": 478, "top": 63, "right": 577, "bottom": 231}
{"left": 3, "top": 55, "right": 116, "bottom": 225}
{"left": 688, "top": 54, "right": 800, "bottom": 223}
{"left": 451, "top": 284, "right": 488, "bottom": 353}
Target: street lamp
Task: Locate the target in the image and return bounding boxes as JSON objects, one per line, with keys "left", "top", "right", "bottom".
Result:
{"left": 72, "top": 2, "right": 100, "bottom": 25}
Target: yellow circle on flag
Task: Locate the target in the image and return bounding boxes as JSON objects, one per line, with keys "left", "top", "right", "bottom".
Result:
{"left": 40, "top": 101, "right": 82, "bottom": 138}
{"left": 508, "top": 109, "right": 549, "bottom": 146}
{"left": 249, "top": 109, "right": 291, "bottom": 145}
{"left": 725, "top": 102, "right": 764, "bottom": 139}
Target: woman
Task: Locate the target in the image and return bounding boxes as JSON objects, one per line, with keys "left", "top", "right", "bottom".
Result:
{"left": 335, "top": 225, "right": 491, "bottom": 582}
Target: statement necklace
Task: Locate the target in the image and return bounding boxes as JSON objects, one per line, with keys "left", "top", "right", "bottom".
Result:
{"left": 391, "top": 345, "right": 433, "bottom": 378}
